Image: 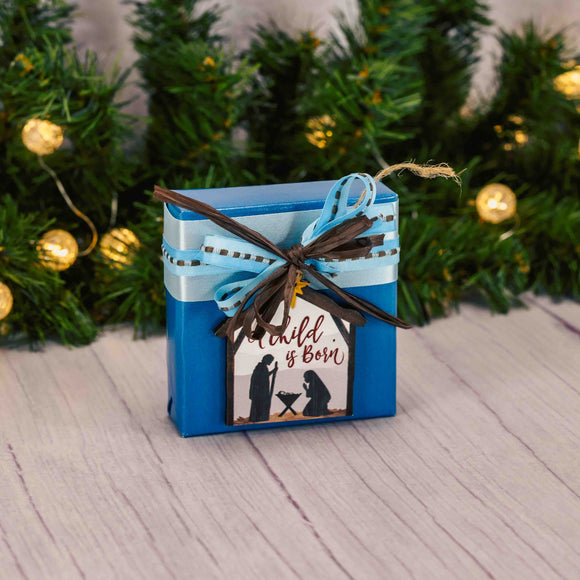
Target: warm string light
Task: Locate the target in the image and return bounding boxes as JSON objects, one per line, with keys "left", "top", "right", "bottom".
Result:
{"left": 0, "top": 282, "right": 14, "bottom": 321}
{"left": 475, "top": 183, "right": 517, "bottom": 224}
{"left": 494, "top": 116, "right": 529, "bottom": 151}
{"left": 305, "top": 115, "right": 336, "bottom": 149}
{"left": 554, "top": 67, "right": 580, "bottom": 100}
{"left": 99, "top": 228, "right": 140, "bottom": 268}
{"left": 21, "top": 118, "right": 99, "bottom": 257}
{"left": 514, "top": 130, "right": 528, "bottom": 145}
{"left": 37, "top": 229, "right": 79, "bottom": 271}
{"left": 22, "top": 119, "right": 63, "bottom": 156}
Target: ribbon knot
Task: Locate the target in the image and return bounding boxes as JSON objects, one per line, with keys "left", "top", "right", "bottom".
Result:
{"left": 286, "top": 243, "right": 306, "bottom": 266}
{"left": 155, "top": 172, "right": 411, "bottom": 341}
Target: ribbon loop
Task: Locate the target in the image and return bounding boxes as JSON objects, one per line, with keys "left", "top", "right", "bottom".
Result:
{"left": 303, "top": 173, "right": 376, "bottom": 243}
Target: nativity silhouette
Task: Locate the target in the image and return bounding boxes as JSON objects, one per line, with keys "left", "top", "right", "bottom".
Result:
{"left": 248, "top": 356, "right": 332, "bottom": 423}
{"left": 302, "top": 369, "right": 332, "bottom": 417}
{"left": 249, "top": 355, "right": 278, "bottom": 422}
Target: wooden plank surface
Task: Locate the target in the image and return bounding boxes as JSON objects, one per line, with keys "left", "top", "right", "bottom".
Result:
{"left": 1, "top": 295, "right": 579, "bottom": 579}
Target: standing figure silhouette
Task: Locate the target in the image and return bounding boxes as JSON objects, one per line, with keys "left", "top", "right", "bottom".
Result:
{"left": 249, "top": 355, "right": 277, "bottom": 422}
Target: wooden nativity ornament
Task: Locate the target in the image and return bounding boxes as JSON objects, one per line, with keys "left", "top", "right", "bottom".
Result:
{"left": 226, "top": 296, "right": 355, "bottom": 426}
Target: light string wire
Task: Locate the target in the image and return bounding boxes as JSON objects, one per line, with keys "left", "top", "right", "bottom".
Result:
{"left": 109, "top": 190, "right": 118, "bottom": 229}
{"left": 37, "top": 155, "right": 98, "bottom": 256}
{"left": 499, "top": 213, "right": 520, "bottom": 241}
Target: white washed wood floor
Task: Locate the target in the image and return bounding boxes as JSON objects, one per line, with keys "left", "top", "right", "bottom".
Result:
{"left": 1, "top": 295, "right": 579, "bottom": 580}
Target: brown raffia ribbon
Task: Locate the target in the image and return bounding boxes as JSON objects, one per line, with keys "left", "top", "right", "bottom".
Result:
{"left": 154, "top": 162, "right": 459, "bottom": 341}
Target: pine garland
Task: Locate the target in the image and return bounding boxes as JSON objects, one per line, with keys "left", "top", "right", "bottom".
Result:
{"left": 0, "top": 196, "right": 97, "bottom": 345}
{"left": 130, "top": 0, "right": 257, "bottom": 185}
{"left": 0, "top": 0, "right": 578, "bottom": 345}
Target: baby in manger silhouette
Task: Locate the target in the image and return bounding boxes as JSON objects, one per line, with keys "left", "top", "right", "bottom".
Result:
{"left": 248, "top": 358, "right": 332, "bottom": 422}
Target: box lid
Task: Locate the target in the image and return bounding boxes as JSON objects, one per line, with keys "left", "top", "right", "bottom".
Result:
{"left": 167, "top": 179, "right": 397, "bottom": 221}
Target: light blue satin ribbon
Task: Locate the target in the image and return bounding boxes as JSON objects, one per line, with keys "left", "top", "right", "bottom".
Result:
{"left": 162, "top": 173, "right": 399, "bottom": 317}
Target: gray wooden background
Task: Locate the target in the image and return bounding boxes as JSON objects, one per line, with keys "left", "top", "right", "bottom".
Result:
{"left": 72, "top": 0, "right": 580, "bottom": 116}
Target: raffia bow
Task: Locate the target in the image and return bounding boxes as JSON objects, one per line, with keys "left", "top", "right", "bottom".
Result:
{"left": 154, "top": 163, "right": 458, "bottom": 341}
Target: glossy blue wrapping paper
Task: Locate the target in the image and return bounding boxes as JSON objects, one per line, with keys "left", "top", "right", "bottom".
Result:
{"left": 163, "top": 179, "right": 399, "bottom": 437}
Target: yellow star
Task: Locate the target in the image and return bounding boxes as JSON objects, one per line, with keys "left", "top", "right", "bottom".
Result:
{"left": 291, "top": 271, "right": 310, "bottom": 308}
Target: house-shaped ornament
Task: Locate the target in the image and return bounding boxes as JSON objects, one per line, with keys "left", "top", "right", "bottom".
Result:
{"left": 227, "top": 297, "right": 356, "bottom": 426}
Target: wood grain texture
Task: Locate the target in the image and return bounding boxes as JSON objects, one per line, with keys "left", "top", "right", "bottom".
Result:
{"left": 0, "top": 295, "right": 579, "bottom": 579}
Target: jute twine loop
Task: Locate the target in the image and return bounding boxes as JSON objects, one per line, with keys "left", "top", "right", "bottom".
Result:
{"left": 374, "top": 161, "right": 461, "bottom": 185}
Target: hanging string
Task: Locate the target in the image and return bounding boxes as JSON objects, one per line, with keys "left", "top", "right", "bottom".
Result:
{"left": 374, "top": 161, "right": 461, "bottom": 185}
{"left": 37, "top": 155, "right": 98, "bottom": 256}
{"left": 353, "top": 161, "right": 461, "bottom": 207}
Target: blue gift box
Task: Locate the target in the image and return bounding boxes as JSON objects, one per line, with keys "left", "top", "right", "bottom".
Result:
{"left": 162, "top": 176, "right": 400, "bottom": 437}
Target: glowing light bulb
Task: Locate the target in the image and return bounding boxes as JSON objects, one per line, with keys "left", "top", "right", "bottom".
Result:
{"left": 475, "top": 184, "right": 517, "bottom": 224}
{"left": 37, "top": 229, "right": 78, "bottom": 271}
{"left": 99, "top": 228, "right": 140, "bottom": 268}
{"left": 22, "top": 119, "right": 63, "bottom": 156}
{"left": 0, "top": 282, "right": 14, "bottom": 321}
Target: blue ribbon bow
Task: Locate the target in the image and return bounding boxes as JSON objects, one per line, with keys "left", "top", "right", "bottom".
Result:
{"left": 157, "top": 173, "right": 408, "bottom": 338}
